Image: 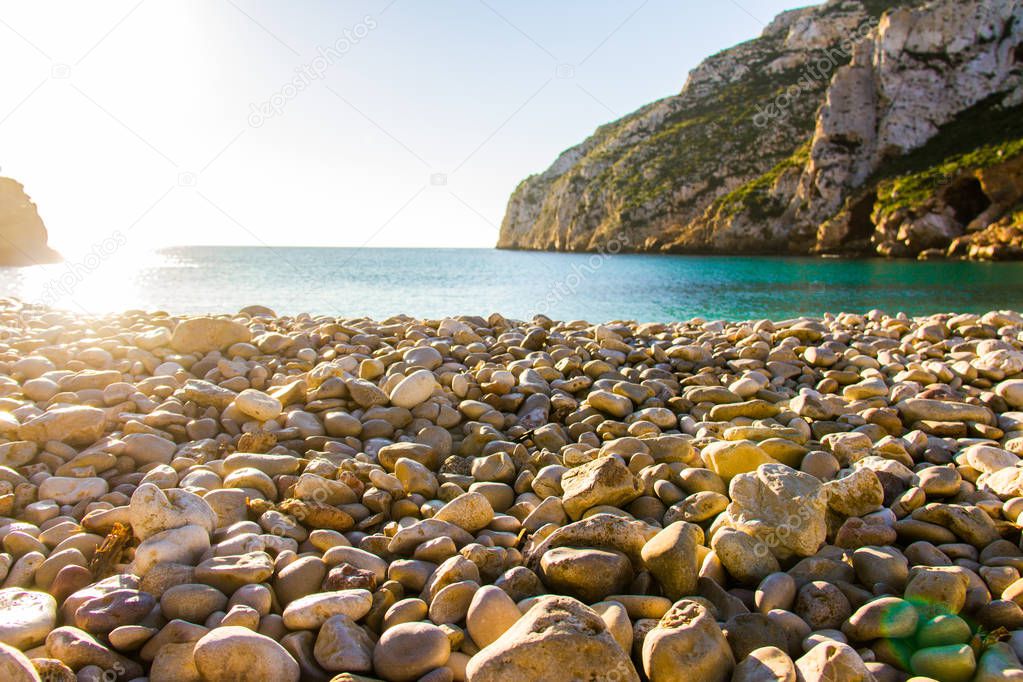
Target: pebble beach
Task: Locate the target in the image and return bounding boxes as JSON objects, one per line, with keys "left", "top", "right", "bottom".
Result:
{"left": 2, "top": 301, "right": 1023, "bottom": 681}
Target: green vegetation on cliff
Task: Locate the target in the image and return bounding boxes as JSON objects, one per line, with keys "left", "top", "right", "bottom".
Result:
{"left": 708, "top": 140, "right": 813, "bottom": 220}
{"left": 872, "top": 97, "right": 1023, "bottom": 215}
{"left": 611, "top": 45, "right": 827, "bottom": 217}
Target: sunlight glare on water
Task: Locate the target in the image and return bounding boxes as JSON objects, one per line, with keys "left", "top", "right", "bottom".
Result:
{"left": 1, "top": 246, "right": 1022, "bottom": 322}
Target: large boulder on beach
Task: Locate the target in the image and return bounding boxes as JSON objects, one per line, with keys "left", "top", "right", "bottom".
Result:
{"left": 129, "top": 484, "right": 217, "bottom": 540}
{"left": 170, "top": 317, "right": 251, "bottom": 354}
{"left": 18, "top": 406, "right": 105, "bottom": 446}
{"left": 726, "top": 463, "right": 829, "bottom": 560}
{"left": 0, "top": 642, "right": 40, "bottom": 682}
{"left": 372, "top": 621, "right": 450, "bottom": 681}
{"left": 193, "top": 626, "right": 299, "bottom": 682}
{"left": 0, "top": 178, "right": 60, "bottom": 266}
{"left": 466, "top": 596, "right": 639, "bottom": 681}
{"left": 0, "top": 588, "right": 57, "bottom": 650}
{"left": 560, "top": 456, "right": 644, "bottom": 520}
{"left": 642, "top": 599, "right": 734, "bottom": 682}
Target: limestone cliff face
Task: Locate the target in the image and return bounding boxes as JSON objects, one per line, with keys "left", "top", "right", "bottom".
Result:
{"left": 498, "top": 0, "right": 1023, "bottom": 259}
{"left": 0, "top": 179, "right": 60, "bottom": 266}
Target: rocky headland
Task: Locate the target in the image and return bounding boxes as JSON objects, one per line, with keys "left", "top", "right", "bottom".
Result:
{"left": 0, "top": 302, "right": 1022, "bottom": 679}
{"left": 497, "top": 0, "right": 1023, "bottom": 260}
{"left": 0, "top": 179, "right": 60, "bottom": 267}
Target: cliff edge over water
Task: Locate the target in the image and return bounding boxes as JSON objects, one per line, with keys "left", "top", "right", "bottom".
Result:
{"left": 498, "top": 0, "right": 1023, "bottom": 260}
{"left": 0, "top": 178, "right": 60, "bottom": 266}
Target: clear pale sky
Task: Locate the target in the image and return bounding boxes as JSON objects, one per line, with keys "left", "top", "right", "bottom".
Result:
{"left": 0, "top": 0, "right": 802, "bottom": 257}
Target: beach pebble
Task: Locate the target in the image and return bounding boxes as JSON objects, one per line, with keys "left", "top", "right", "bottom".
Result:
{"left": 313, "top": 614, "right": 373, "bottom": 673}
{"left": 643, "top": 600, "right": 733, "bottom": 682}
{"left": 18, "top": 406, "right": 106, "bottom": 446}
{"left": 389, "top": 369, "right": 438, "bottom": 408}
{"left": 234, "top": 389, "right": 282, "bottom": 422}
{"left": 281, "top": 590, "right": 373, "bottom": 630}
{"left": 373, "top": 621, "right": 451, "bottom": 681}
{"left": 170, "top": 317, "right": 252, "bottom": 354}
{"left": 0, "top": 642, "right": 41, "bottom": 682}
{"left": 0, "top": 588, "right": 57, "bottom": 650}
{"left": 37, "top": 477, "right": 108, "bottom": 505}
{"left": 641, "top": 521, "right": 702, "bottom": 599}
{"left": 193, "top": 626, "right": 298, "bottom": 682}
{"left": 468, "top": 596, "right": 638, "bottom": 681}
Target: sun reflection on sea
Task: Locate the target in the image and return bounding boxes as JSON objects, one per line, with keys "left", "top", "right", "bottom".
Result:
{"left": 0, "top": 245, "right": 178, "bottom": 315}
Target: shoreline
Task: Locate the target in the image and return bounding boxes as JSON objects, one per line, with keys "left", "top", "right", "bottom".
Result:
{"left": 1, "top": 305, "right": 1023, "bottom": 680}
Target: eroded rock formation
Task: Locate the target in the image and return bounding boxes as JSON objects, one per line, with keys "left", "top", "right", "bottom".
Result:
{"left": 498, "top": 0, "right": 1023, "bottom": 260}
{"left": 0, "top": 178, "right": 60, "bottom": 266}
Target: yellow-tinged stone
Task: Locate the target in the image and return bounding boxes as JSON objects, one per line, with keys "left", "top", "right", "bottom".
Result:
{"left": 759, "top": 438, "right": 808, "bottom": 467}
{"left": 701, "top": 440, "right": 778, "bottom": 482}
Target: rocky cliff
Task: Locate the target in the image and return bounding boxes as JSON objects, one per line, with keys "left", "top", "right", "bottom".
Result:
{"left": 0, "top": 178, "right": 60, "bottom": 266}
{"left": 498, "top": 0, "right": 1023, "bottom": 260}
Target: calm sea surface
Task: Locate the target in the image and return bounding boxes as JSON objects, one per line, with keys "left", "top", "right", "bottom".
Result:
{"left": 1, "top": 246, "right": 1022, "bottom": 322}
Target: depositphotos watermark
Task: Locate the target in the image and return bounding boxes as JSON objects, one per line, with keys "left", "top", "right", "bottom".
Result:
{"left": 535, "top": 232, "right": 631, "bottom": 316}
{"left": 40, "top": 231, "right": 127, "bottom": 306}
{"left": 249, "top": 15, "right": 378, "bottom": 128}
{"left": 752, "top": 503, "right": 819, "bottom": 558}
{"left": 753, "top": 18, "right": 877, "bottom": 128}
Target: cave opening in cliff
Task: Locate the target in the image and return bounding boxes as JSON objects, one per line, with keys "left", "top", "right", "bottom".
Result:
{"left": 1015, "top": 43, "right": 1023, "bottom": 63}
{"left": 943, "top": 177, "right": 991, "bottom": 225}
{"left": 842, "top": 192, "right": 877, "bottom": 245}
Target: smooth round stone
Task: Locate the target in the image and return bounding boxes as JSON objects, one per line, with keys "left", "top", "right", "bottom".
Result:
{"left": 37, "top": 477, "right": 108, "bottom": 505}
{"left": 841, "top": 597, "right": 919, "bottom": 641}
{"left": 755, "top": 572, "right": 796, "bottom": 613}
{"left": 852, "top": 547, "right": 908, "bottom": 591}
{"left": 373, "top": 622, "right": 450, "bottom": 682}
{"left": 801, "top": 451, "right": 840, "bottom": 481}
{"left": 273, "top": 556, "right": 327, "bottom": 605}
{"left": 467, "top": 586, "right": 521, "bottom": 649}
{"left": 904, "top": 569, "right": 968, "bottom": 618}
{"left": 133, "top": 525, "right": 211, "bottom": 576}
{"left": 640, "top": 521, "right": 702, "bottom": 600}
{"left": 389, "top": 370, "right": 438, "bottom": 408}
{"left": 313, "top": 614, "right": 373, "bottom": 673}
{"left": 228, "top": 584, "right": 273, "bottom": 616}
{"left": 74, "top": 589, "right": 156, "bottom": 633}
{"left": 732, "top": 645, "right": 796, "bottom": 682}
{"left": 0, "top": 588, "right": 57, "bottom": 649}
{"left": 429, "top": 580, "right": 479, "bottom": 625}
{"left": 108, "top": 625, "right": 158, "bottom": 652}
{"left": 193, "top": 626, "right": 299, "bottom": 682}
{"left": 281, "top": 590, "right": 373, "bottom": 630}
{"left": 916, "top": 614, "right": 972, "bottom": 648}
{"left": 404, "top": 346, "right": 443, "bottom": 370}
{"left": 195, "top": 552, "right": 274, "bottom": 593}
{"left": 910, "top": 644, "right": 976, "bottom": 682}
{"left": 151, "top": 641, "right": 201, "bottom": 682}
{"left": 724, "top": 613, "right": 791, "bottom": 661}
{"left": 160, "top": 584, "right": 228, "bottom": 623}
{"left": 45, "top": 627, "right": 143, "bottom": 678}
{"left": 234, "top": 389, "right": 282, "bottom": 422}
{"left": 433, "top": 492, "right": 495, "bottom": 533}
{"left": 0, "top": 642, "right": 40, "bottom": 681}
{"left": 383, "top": 598, "right": 429, "bottom": 631}
{"left": 539, "top": 547, "right": 633, "bottom": 604}
{"left": 711, "top": 528, "right": 779, "bottom": 586}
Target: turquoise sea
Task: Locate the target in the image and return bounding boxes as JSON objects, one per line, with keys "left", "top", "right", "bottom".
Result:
{"left": 1, "top": 246, "right": 1022, "bottom": 321}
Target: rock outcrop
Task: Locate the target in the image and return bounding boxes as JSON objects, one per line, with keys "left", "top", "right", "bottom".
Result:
{"left": 0, "top": 178, "right": 60, "bottom": 266}
{"left": 498, "top": 0, "right": 1023, "bottom": 260}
